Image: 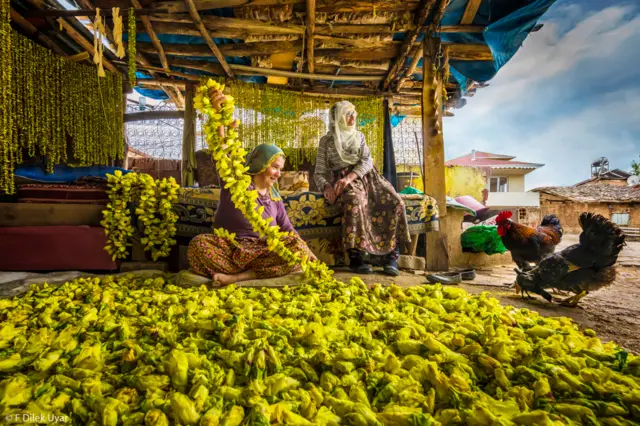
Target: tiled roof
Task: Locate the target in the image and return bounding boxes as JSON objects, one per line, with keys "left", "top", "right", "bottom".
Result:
{"left": 575, "top": 169, "right": 632, "bottom": 186}
{"left": 446, "top": 151, "right": 543, "bottom": 169}
{"left": 532, "top": 183, "right": 640, "bottom": 203}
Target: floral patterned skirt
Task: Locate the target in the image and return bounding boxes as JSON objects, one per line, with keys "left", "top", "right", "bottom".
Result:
{"left": 337, "top": 167, "right": 411, "bottom": 256}
{"left": 187, "top": 233, "right": 315, "bottom": 279}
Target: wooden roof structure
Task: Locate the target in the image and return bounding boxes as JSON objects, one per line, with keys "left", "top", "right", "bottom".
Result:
{"left": 10, "top": 0, "right": 555, "bottom": 114}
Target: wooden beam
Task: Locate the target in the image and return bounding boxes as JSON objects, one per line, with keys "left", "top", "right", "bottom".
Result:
{"left": 10, "top": 9, "right": 67, "bottom": 55}
{"left": 182, "top": 84, "right": 197, "bottom": 186}
{"left": 291, "top": 85, "right": 398, "bottom": 98}
{"left": 115, "top": 59, "right": 219, "bottom": 79}
{"left": 314, "top": 35, "right": 390, "bottom": 48}
{"left": 152, "top": 0, "right": 302, "bottom": 13}
{"left": 156, "top": 58, "right": 225, "bottom": 75}
{"left": 396, "top": 47, "right": 421, "bottom": 90}
{"left": 316, "top": 45, "right": 400, "bottom": 61}
{"left": 381, "top": 0, "right": 437, "bottom": 91}
{"left": 306, "top": 0, "right": 316, "bottom": 74}
{"left": 132, "top": 0, "right": 169, "bottom": 71}
{"left": 445, "top": 43, "right": 493, "bottom": 61}
{"left": 422, "top": 36, "right": 448, "bottom": 271}
{"left": 315, "top": 0, "right": 419, "bottom": 13}
{"left": 67, "top": 51, "right": 90, "bottom": 62}
{"left": 137, "top": 79, "right": 191, "bottom": 87}
{"left": 461, "top": 0, "right": 481, "bottom": 25}
{"left": 130, "top": 0, "right": 185, "bottom": 106}
{"left": 23, "top": 8, "right": 160, "bottom": 17}
{"left": 315, "top": 64, "right": 387, "bottom": 75}
{"left": 183, "top": 0, "right": 234, "bottom": 77}
{"left": 402, "top": 43, "right": 492, "bottom": 64}
{"left": 151, "top": 0, "right": 418, "bottom": 13}
{"left": 124, "top": 110, "right": 185, "bottom": 122}
{"left": 148, "top": 14, "right": 305, "bottom": 35}
{"left": 229, "top": 64, "right": 384, "bottom": 81}
{"left": 395, "top": 0, "right": 449, "bottom": 91}
{"left": 315, "top": 24, "right": 394, "bottom": 35}
{"left": 57, "top": 18, "right": 118, "bottom": 73}
{"left": 439, "top": 25, "right": 484, "bottom": 33}
{"left": 136, "top": 59, "right": 385, "bottom": 82}
{"left": 137, "top": 40, "right": 302, "bottom": 57}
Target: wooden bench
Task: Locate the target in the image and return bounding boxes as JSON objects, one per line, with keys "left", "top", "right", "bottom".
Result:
{"left": 620, "top": 227, "right": 640, "bottom": 241}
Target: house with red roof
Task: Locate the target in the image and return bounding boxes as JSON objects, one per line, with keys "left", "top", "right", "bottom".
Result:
{"left": 446, "top": 150, "right": 544, "bottom": 209}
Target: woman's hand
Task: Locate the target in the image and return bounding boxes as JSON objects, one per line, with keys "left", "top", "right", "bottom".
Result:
{"left": 209, "top": 89, "right": 239, "bottom": 138}
{"left": 334, "top": 172, "right": 358, "bottom": 197}
{"left": 323, "top": 183, "right": 337, "bottom": 204}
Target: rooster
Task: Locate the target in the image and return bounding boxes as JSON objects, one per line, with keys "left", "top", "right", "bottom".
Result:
{"left": 515, "top": 212, "right": 625, "bottom": 306}
{"left": 496, "top": 210, "right": 563, "bottom": 273}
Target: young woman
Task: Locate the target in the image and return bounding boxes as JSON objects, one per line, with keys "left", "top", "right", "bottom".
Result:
{"left": 188, "top": 143, "right": 316, "bottom": 285}
{"left": 314, "top": 101, "right": 410, "bottom": 276}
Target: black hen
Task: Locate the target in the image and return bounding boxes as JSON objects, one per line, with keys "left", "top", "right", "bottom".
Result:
{"left": 515, "top": 212, "right": 626, "bottom": 306}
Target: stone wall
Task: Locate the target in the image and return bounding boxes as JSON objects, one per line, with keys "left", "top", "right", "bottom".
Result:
{"left": 539, "top": 194, "right": 640, "bottom": 234}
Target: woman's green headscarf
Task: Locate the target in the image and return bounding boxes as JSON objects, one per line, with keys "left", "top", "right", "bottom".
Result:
{"left": 245, "top": 143, "right": 285, "bottom": 201}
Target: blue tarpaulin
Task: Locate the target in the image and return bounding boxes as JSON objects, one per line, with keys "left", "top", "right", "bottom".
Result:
{"left": 14, "top": 165, "right": 131, "bottom": 183}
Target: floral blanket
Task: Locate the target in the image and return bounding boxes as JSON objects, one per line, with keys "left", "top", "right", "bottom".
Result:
{"left": 174, "top": 188, "right": 439, "bottom": 266}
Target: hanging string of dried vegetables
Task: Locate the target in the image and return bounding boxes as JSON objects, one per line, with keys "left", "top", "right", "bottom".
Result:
{"left": 219, "top": 79, "right": 385, "bottom": 171}
{"left": 112, "top": 7, "right": 125, "bottom": 59}
{"left": 94, "top": 8, "right": 107, "bottom": 77}
{"left": 0, "top": 31, "right": 124, "bottom": 194}
{"left": 128, "top": 8, "right": 137, "bottom": 86}
{"left": 0, "top": 0, "right": 12, "bottom": 192}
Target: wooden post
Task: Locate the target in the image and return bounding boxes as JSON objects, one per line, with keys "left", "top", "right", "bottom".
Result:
{"left": 181, "top": 83, "right": 197, "bottom": 187}
{"left": 422, "top": 36, "right": 449, "bottom": 272}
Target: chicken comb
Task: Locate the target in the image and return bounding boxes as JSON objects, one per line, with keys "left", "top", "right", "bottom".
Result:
{"left": 496, "top": 210, "right": 513, "bottom": 223}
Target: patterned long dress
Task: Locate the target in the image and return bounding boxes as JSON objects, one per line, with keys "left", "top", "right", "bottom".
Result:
{"left": 188, "top": 184, "right": 316, "bottom": 279}
{"left": 314, "top": 132, "right": 410, "bottom": 257}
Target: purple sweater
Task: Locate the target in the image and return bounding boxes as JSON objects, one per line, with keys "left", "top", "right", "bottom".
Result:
{"left": 212, "top": 184, "right": 295, "bottom": 239}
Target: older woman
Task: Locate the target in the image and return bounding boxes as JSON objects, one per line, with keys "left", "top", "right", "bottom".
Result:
{"left": 188, "top": 143, "right": 316, "bottom": 286}
{"left": 315, "top": 101, "right": 410, "bottom": 276}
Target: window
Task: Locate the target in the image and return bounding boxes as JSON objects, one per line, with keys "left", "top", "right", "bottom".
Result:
{"left": 519, "top": 209, "right": 527, "bottom": 221}
{"left": 611, "top": 213, "right": 630, "bottom": 226}
{"left": 489, "top": 177, "right": 508, "bottom": 192}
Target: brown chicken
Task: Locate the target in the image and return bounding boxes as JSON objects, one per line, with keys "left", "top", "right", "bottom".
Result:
{"left": 515, "top": 212, "right": 626, "bottom": 306}
{"left": 496, "top": 210, "right": 563, "bottom": 272}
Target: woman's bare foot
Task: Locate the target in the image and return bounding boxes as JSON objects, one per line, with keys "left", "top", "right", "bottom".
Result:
{"left": 212, "top": 270, "right": 258, "bottom": 286}
{"left": 212, "top": 273, "right": 236, "bottom": 286}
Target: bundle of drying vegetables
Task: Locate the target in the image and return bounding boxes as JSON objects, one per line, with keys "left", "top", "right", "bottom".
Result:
{"left": 0, "top": 274, "right": 639, "bottom": 425}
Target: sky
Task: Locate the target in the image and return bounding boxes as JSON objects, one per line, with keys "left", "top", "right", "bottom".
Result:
{"left": 444, "top": 0, "right": 640, "bottom": 190}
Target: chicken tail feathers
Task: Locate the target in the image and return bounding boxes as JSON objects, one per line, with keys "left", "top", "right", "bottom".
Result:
{"left": 564, "top": 267, "right": 617, "bottom": 293}
{"left": 540, "top": 214, "right": 563, "bottom": 236}
{"left": 578, "top": 212, "right": 626, "bottom": 266}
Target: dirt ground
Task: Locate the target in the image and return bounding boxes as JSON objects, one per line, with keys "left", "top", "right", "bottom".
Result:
{"left": 334, "top": 234, "right": 640, "bottom": 354}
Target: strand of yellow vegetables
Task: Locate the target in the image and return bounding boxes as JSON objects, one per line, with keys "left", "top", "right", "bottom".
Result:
{"left": 102, "top": 171, "right": 180, "bottom": 261}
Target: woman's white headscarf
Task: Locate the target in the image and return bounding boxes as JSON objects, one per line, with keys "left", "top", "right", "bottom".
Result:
{"left": 329, "top": 101, "right": 360, "bottom": 165}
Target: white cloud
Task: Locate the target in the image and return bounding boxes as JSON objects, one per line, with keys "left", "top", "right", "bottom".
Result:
{"left": 444, "top": 2, "right": 640, "bottom": 190}
{"left": 476, "top": 6, "right": 639, "bottom": 112}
